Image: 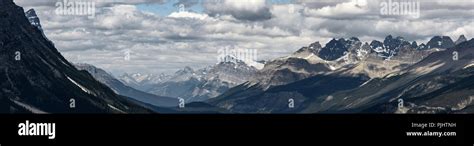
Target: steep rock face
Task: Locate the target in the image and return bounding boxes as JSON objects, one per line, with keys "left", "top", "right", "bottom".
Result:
{"left": 370, "top": 35, "right": 412, "bottom": 59}
{"left": 317, "top": 38, "right": 356, "bottom": 61}
{"left": 0, "top": 0, "right": 149, "bottom": 113}
{"left": 24, "top": 8, "right": 52, "bottom": 45}
{"left": 25, "top": 9, "right": 42, "bottom": 31}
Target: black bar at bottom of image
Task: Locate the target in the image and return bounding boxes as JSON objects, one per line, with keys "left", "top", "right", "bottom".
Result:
{"left": 0, "top": 114, "right": 472, "bottom": 145}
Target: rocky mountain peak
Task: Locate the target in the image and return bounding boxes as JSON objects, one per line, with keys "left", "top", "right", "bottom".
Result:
{"left": 25, "top": 9, "right": 42, "bottom": 31}
{"left": 426, "top": 36, "right": 455, "bottom": 49}
{"left": 318, "top": 38, "right": 352, "bottom": 60}
{"left": 455, "top": 35, "right": 467, "bottom": 45}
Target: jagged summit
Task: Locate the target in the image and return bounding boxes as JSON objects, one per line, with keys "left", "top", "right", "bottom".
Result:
{"left": 25, "top": 9, "right": 42, "bottom": 31}
{"left": 426, "top": 36, "right": 455, "bottom": 49}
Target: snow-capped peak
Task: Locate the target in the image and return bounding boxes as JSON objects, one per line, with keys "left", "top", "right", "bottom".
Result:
{"left": 218, "top": 55, "right": 264, "bottom": 70}
{"left": 244, "top": 60, "right": 265, "bottom": 70}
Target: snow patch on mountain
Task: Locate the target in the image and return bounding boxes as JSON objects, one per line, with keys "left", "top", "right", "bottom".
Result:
{"left": 108, "top": 104, "right": 125, "bottom": 113}
{"left": 67, "top": 76, "right": 94, "bottom": 95}
{"left": 245, "top": 60, "right": 265, "bottom": 70}
{"left": 11, "top": 99, "right": 48, "bottom": 114}
{"left": 463, "top": 62, "right": 474, "bottom": 69}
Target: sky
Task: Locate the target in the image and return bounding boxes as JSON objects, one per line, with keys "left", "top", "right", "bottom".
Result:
{"left": 13, "top": 0, "right": 474, "bottom": 76}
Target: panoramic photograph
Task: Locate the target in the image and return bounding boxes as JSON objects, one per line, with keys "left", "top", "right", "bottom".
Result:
{"left": 0, "top": 0, "right": 473, "bottom": 144}
{"left": 1, "top": 0, "right": 472, "bottom": 114}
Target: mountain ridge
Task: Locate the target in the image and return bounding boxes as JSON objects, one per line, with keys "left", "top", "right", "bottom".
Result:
{"left": 0, "top": 0, "right": 150, "bottom": 113}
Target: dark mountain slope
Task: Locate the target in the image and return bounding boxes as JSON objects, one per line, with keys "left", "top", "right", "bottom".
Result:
{"left": 0, "top": 0, "right": 149, "bottom": 113}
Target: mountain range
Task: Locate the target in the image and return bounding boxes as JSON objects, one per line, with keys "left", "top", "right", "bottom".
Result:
{"left": 248, "top": 35, "right": 444, "bottom": 89}
{"left": 119, "top": 57, "right": 260, "bottom": 103}
{"left": 0, "top": 1, "right": 150, "bottom": 113}
{"left": 2, "top": 0, "right": 472, "bottom": 114}
{"left": 207, "top": 35, "right": 473, "bottom": 113}
{"left": 114, "top": 28, "right": 471, "bottom": 114}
